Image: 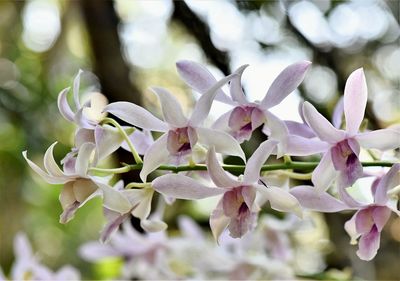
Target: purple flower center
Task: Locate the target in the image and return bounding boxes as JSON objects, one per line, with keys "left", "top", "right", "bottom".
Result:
{"left": 167, "top": 127, "right": 197, "bottom": 156}
{"left": 228, "top": 106, "right": 264, "bottom": 142}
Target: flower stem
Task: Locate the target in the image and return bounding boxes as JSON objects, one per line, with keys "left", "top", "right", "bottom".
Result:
{"left": 101, "top": 117, "right": 143, "bottom": 164}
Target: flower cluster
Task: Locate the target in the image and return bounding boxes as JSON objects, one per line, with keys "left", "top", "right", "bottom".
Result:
{"left": 24, "top": 60, "right": 399, "bottom": 261}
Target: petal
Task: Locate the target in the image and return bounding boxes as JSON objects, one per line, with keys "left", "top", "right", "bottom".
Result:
{"left": 230, "top": 64, "right": 249, "bottom": 104}
{"left": 344, "top": 68, "right": 367, "bottom": 135}
{"left": 212, "top": 109, "right": 233, "bottom": 131}
{"left": 303, "top": 101, "right": 346, "bottom": 143}
{"left": 152, "top": 174, "right": 225, "bottom": 199}
{"left": 264, "top": 110, "right": 289, "bottom": 142}
{"left": 243, "top": 140, "right": 277, "bottom": 184}
{"left": 75, "top": 128, "right": 95, "bottom": 148}
{"left": 197, "top": 127, "right": 245, "bottom": 161}
{"left": 260, "top": 61, "right": 311, "bottom": 109}
{"left": 284, "top": 135, "right": 329, "bottom": 156}
{"left": 259, "top": 185, "right": 303, "bottom": 218}
{"left": 59, "top": 201, "right": 80, "bottom": 224}
{"left": 57, "top": 87, "right": 75, "bottom": 122}
{"left": 105, "top": 102, "right": 169, "bottom": 132}
{"left": 43, "top": 142, "right": 65, "bottom": 177}
{"left": 140, "top": 219, "right": 168, "bottom": 232}
{"left": 151, "top": 87, "right": 188, "bottom": 127}
{"left": 289, "top": 185, "right": 348, "bottom": 212}
{"left": 332, "top": 96, "right": 344, "bottom": 129}
{"left": 374, "top": 163, "right": 400, "bottom": 205}
{"left": 372, "top": 206, "right": 391, "bottom": 232}
{"left": 95, "top": 125, "right": 133, "bottom": 161}
{"left": 140, "top": 133, "right": 169, "bottom": 182}
{"left": 355, "top": 129, "right": 400, "bottom": 151}
{"left": 312, "top": 152, "right": 337, "bottom": 192}
{"left": 344, "top": 212, "right": 360, "bottom": 245}
{"left": 284, "top": 120, "right": 316, "bottom": 138}
{"left": 74, "top": 106, "right": 94, "bottom": 129}
{"left": 357, "top": 225, "right": 380, "bottom": 261}
{"left": 355, "top": 208, "right": 374, "bottom": 234}
{"left": 127, "top": 188, "right": 154, "bottom": 220}
{"left": 176, "top": 60, "right": 234, "bottom": 105}
{"left": 94, "top": 182, "right": 132, "bottom": 214}
{"left": 206, "top": 147, "right": 240, "bottom": 188}
{"left": 75, "top": 142, "right": 95, "bottom": 177}
{"left": 189, "top": 72, "right": 237, "bottom": 126}
{"left": 73, "top": 179, "right": 98, "bottom": 203}
{"left": 100, "top": 212, "right": 130, "bottom": 243}
{"left": 73, "top": 69, "right": 83, "bottom": 110}
{"left": 22, "top": 150, "right": 70, "bottom": 184}
{"left": 209, "top": 199, "right": 230, "bottom": 242}
{"left": 14, "top": 232, "right": 33, "bottom": 258}
{"left": 121, "top": 129, "right": 154, "bottom": 155}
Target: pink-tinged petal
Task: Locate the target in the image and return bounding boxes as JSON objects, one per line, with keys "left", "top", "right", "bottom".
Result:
{"left": 140, "top": 134, "right": 169, "bottom": 182}
{"left": 260, "top": 61, "right": 311, "bottom": 109}
{"left": 105, "top": 102, "right": 168, "bottom": 132}
{"left": 75, "top": 142, "right": 95, "bottom": 177}
{"left": 222, "top": 188, "right": 243, "bottom": 217}
{"left": 206, "top": 147, "right": 240, "bottom": 188}
{"left": 243, "top": 140, "right": 277, "bottom": 184}
{"left": 210, "top": 199, "right": 230, "bottom": 242}
{"left": 228, "top": 208, "right": 257, "bottom": 238}
{"left": 151, "top": 87, "right": 188, "bottom": 127}
{"left": 140, "top": 219, "right": 168, "bottom": 232}
{"left": 332, "top": 96, "right": 344, "bottom": 129}
{"left": 355, "top": 129, "right": 400, "bottom": 151}
{"left": 344, "top": 68, "right": 367, "bottom": 135}
{"left": 100, "top": 211, "right": 130, "bottom": 243}
{"left": 79, "top": 242, "right": 119, "bottom": 261}
{"left": 197, "top": 127, "right": 245, "bottom": 161}
{"left": 178, "top": 216, "right": 205, "bottom": 240}
{"left": 75, "top": 128, "right": 95, "bottom": 148}
{"left": 122, "top": 129, "right": 154, "bottom": 155}
{"left": 284, "top": 135, "right": 329, "bottom": 156}
{"left": 374, "top": 164, "right": 400, "bottom": 205}
{"left": 357, "top": 225, "right": 380, "bottom": 261}
{"left": 22, "top": 151, "right": 70, "bottom": 184}
{"left": 336, "top": 155, "right": 363, "bottom": 189}
{"left": 43, "top": 142, "right": 65, "bottom": 177}
{"left": 259, "top": 185, "right": 303, "bottom": 217}
{"left": 57, "top": 87, "right": 75, "bottom": 122}
{"left": 344, "top": 213, "right": 360, "bottom": 244}
{"left": 212, "top": 109, "right": 233, "bottom": 131}
{"left": 152, "top": 174, "right": 225, "bottom": 199}
{"left": 372, "top": 206, "right": 391, "bottom": 232}
{"left": 176, "top": 60, "right": 234, "bottom": 105}
{"left": 59, "top": 201, "right": 80, "bottom": 224}
{"left": 73, "top": 179, "right": 99, "bottom": 204}
{"left": 73, "top": 69, "right": 83, "bottom": 109}
{"left": 189, "top": 72, "right": 237, "bottom": 126}
{"left": 230, "top": 64, "right": 249, "bottom": 104}
{"left": 126, "top": 188, "right": 154, "bottom": 220}
{"left": 337, "top": 181, "right": 364, "bottom": 208}
{"left": 303, "top": 101, "right": 345, "bottom": 143}
{"left": 95, "top": 182, "right": 132, "bottom": 214}
{"left": 312, "top": 152, "right": 337, "bottom": 192}
{"left": 95, "top": 125, "right": 133, "bottom": 161}
{"left": 355, "top": 208, "right": 374, "bottom": 234}
{"left": 347, "top": 138, "right": 360, "bottom": 156}
{"left": 284, "top": 120, "right": 316, "bottom": 138}
{"left": 241, "top": 185, "right": 257, "bottom": 211}
{"left": 289, "top": 185, "right": 348, "bottom": 212}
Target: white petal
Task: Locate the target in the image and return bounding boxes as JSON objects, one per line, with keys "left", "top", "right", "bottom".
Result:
{"left": 355, "top": 129, "right": 400, "bottom": 151}
{"left": 22, "top": 150, "right": 70, "bottom": 184}
{"left": 176, "top": 60, "right": 234, "bottom": 105}
{"left": 230, "top": 64, "right": 249, "bottom": 104}
{"left": 209, "top": 199, "right": 230, "bottom": 242}
{"left": 151, "top": 87, "right": 188, "bottom": 127}
{"left": 105, "top": 102, "right": 168, "bottom": 132}
{"left": 189, "top": 72, "right": 237, "bottom": 126}
{"left": 75, "top": 142, "right": 95, "bottom": 177}
{"left": 260, "top": 61, "right": 311, "bottom": 109}
{"left": 312, "top": 152, "right": 337, "bottom": 192}
{"left": 57, "top": 87, "right": 75, "bottom": 122}
{"left": 259, "top": 185, "right": 303, "bottom": 218}
{"left": 197, "top": 127, "right": 245, "bottom": 161}
{"left": 206, "top": 147, "right": 240, "bottom": 188}
{"left": 152, "top": 174, "right": 225, "bottom": 199}
{"left": 95, "top": 182, "right": 132, "bottom": 214}
{"left": 344, "top": 68, "right": 367, "bottom": 135}
{"left": 95, "top": 125, "right": 133, "bottom": 161}
{"left": 123, "top": 188, "right": 154, "bottom": 220}
{"left": 211, "top": 109, "right": 232, "bottom": 131}
{"left": 43, "top": 142, "right": 65, "bottom": 177}
{"left": 243, "top": 140, "right": 277, "bottom": 184}
{"left": 73, "top": 69, "right": 83, "bottom": 110}
{"left": 140, "top": 134, "right": 169, "bottom": 182}
{"left": 284, "top": 135, "right": 329, "bottom": 156}
{"left": 303, "top": 101, "right": 345, "bottom": 143}
{"left": 140, "top": 219, "right": 168, "bottom": 232}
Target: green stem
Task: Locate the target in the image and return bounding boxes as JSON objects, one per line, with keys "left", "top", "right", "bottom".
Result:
{"left": 101, "top": 117, "right": 143, "bottom": 164}
{"left": 89, "top": 161, "right": 395, "bottom": 174}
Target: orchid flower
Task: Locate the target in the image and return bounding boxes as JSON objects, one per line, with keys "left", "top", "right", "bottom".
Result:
{"left": 153, "top": 140, "right": 302, "bottom": 241}
{"left": 176, "top": 60, "right": 311, "bottom": 143}
{"left": 105, "top": 73, "right": 245, "bottom": 182}
{"left": 23, "top": 142, "right": 133, "bottom": 223}
{"left": 302, "top": 68, "right": 400, "bottom": 201}
{"left": 343, "top": 164, "right": 400, "bottom": 260}
{"left": 100, "top": 181, "right": 167, "bottom": 243}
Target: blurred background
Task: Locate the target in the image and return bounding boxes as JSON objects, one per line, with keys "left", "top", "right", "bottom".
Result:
{"left": 0, "top": 0, "right": 399, "bottom": 280}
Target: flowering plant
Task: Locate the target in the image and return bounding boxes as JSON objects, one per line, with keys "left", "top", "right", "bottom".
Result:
{"left": 23, "top": 60, "right": 399, "bottom": 277}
